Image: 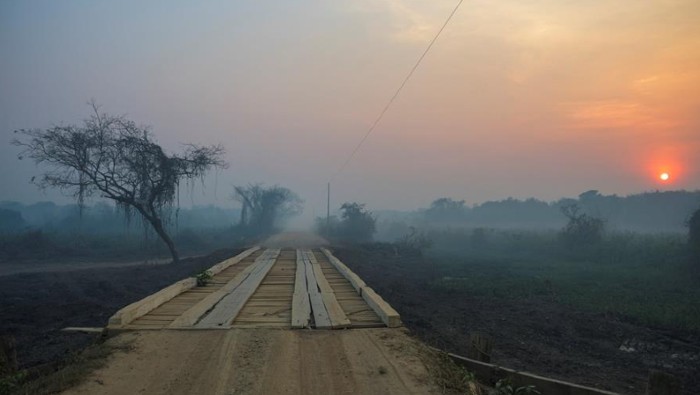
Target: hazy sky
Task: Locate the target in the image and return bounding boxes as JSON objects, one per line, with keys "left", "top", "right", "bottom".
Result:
{"left": 2, "top": 0, "right": 699, "bottom": 217}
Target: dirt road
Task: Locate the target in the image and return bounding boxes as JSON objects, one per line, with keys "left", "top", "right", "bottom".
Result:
{"left": 62, "top": 328, "right": 446, "bottom": 395}
{"left": 0, "top": 256, "right": 189, "bottom": 277}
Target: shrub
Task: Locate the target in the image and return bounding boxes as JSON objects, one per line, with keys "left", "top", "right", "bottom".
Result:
{"left": 559, "top": 204, "right": 605, "bottom": 247}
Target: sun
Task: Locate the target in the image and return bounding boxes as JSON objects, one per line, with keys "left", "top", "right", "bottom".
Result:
{"left": 659, "top": 172, "right": 670, "bottom": 181}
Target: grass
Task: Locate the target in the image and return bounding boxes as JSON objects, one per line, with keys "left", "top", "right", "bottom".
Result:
{"left": 425, "top": 228, "right": 700, "bottom": 331}
{"left": 2, "top": 335, "right": 132, "bottom": 395}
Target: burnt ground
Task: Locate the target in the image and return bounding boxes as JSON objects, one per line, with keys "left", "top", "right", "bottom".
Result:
{"left": 0, "top": 249, "right": 241, "bottom": 372}
{"left": 334, "top": 244, "right": 700, "bottom": 395}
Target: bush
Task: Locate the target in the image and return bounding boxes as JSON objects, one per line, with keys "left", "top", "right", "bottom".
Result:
{"left": 559, "top": 204, "right": 605, "bottom": 247}
{"left": 336, "top": 203, "right": 376, "bottom": 243}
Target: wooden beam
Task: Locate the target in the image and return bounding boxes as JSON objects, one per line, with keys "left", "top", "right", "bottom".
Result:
{"left": 108, "top": 247, "right": 261, "bottom": 328}
{"left": 320, "top": 248, "right": 366, "bottom": 294}
{"left": 61, "top": 327, "right": 105, "bottom": 334}
{"left": 170, "top": 251, "right": 271, "bottom": 328}
{"left": 108, "top": 277, "right": 196, "bottom": 328}
{"left": 445, "top": 351, "right": 620, "bottom": 395}
{"left": 207, "top": 246, "right": 260, "bottom": 275}
{"left": 361, "top": 287, "right": 401, "bottom": 328}
{"left": 195, "top": 249, "right": 281, "bottom": 328}
{"left": 291, "top": 249, "right": 311, "bottom": 328}
{"left": 320, "top": 248, "right": 401, "bottom": 328}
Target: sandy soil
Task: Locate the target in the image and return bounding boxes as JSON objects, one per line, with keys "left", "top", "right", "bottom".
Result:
{"left": 62, "top": 328, "right": 447, "bottom": 395}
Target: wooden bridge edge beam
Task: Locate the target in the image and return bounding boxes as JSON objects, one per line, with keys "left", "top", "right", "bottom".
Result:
{"left": 108, "top": 245, "right": 260, "bottom": 329}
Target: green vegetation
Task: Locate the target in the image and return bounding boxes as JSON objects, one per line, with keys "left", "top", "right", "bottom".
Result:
{"left": 317, "top": 202, "right": 377, "bottom": 243}
{"left": 423, "top": 351, "right": 481, "bottom": 395}
{"left": 195, "top": 269, "right": 213, "bottom": 287}
{"left": 424, "top": 228, "right": 700, "bottom": 330}
{"left": 0, "top": 337, "right": 131, "bottom": 395}
{"left": 492, "top": 379, "right": 540, "bottom": 395}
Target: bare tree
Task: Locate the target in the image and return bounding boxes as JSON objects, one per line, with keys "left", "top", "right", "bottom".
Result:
{"left": 232, "top": 184, "right": 302, "bottom": 235}
{"left": 13, "top": 104, "right": 227, "bottom": 262}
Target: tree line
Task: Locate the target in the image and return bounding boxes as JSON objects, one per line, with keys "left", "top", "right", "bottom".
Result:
{"left": 414, "top": 190, "right": 700, "bottom": 232}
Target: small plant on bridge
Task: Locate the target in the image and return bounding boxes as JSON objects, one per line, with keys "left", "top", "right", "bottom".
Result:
{"left": 195, "top": 270, "right": 213, "bottom": 287}
{"left": 491, "top": 378, "right": 540, "bottom": 395}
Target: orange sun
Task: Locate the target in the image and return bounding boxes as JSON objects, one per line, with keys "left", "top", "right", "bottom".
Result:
{"left": 659, "top": 172, "right": 670, "bottom": 181}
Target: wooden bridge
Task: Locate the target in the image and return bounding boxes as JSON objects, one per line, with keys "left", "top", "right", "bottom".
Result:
{"left": 107, "top": 247, "right": 400, "bottom": 331}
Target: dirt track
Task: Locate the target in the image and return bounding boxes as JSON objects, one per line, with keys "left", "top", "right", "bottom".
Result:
{"left": 62, "top": 328, "right": 445, "bottom": 395}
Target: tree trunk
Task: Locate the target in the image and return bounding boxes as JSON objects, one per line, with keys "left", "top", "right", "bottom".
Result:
{"left": 240, "top": 203, "right": 248, "bottom": 226}
{"left": 136, "top": 205, "right": 179, "bottom": 263}
{"left": 151, "top": 217, "right": 179, "bottom": 262}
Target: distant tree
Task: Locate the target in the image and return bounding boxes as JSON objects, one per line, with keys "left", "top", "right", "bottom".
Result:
{"left": 559, "top": 204, "right": 605, "bottom": 247}
{"left": 337, "top": 202, "right": 376, "bottom": 243}
{"left": 0, "top": 209, "right": 26, "bottom": 232}
{"left": 424, "top": 197, "right": 468, "bottom": 223}
{"left": 13, "top": 103, "right": 226, "bottom": 262}
{"left": 688, "top": 207, "right": 700, "bottom": 268}
{"left": 232, "top": 184, "right": 303, "bottom": 235}
{"left": 578, "top": 190, "right": 601, "bottom": 201}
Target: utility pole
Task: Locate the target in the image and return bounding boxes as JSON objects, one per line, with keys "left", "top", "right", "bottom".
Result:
{"left": 326, "top": 182, "right": 331, "bottom": 234}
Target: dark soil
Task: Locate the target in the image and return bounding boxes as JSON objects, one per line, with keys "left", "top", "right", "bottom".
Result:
{"left": 334, "top": 243, "right": 700, "bottom": 395}
{"left": 0, "top": 249, "right": 241, "bottom": 372}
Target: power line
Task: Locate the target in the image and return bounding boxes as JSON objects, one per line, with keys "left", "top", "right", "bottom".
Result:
{"left": 330, "top": 0, "right": 464, "bottom": 181}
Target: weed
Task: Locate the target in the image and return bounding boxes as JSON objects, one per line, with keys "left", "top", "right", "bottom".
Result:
{"left": 195, "top": 270, "right": 212, "bottom": 286}
{"left": 0, "top": 371, "right": 27, "bottom": 395}
{"left": 7, "top": 336, "right": 132, "bottom": 395}
{"left": 491, "top": 378, "right": 540, "bottom": 395}
{"left": 378, "top": 366, "right": 388, "bottom": 375}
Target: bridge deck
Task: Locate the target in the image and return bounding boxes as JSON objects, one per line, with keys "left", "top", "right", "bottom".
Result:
{"left": 119, "top": 248, "right": 385, "bottom": 330}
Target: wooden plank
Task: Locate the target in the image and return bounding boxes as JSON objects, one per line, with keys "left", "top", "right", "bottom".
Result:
{"left": 361, "top": 287, "right": 401, "bottom": 328}
{"left": 207, "top": 246, "right": 260, "bottom": 275}
{"left": 61, "top": 327, "right": 104, "bottom": 334}
{"left": 291, "top": 249, "right": 311, "bottom": 328}
{"left": 108, "top": 247, "right": 261, "bottom": 328}
{"left": 195, "top": 249, "right": 281, "bottom": 328}
{"left": 108, "top": 277, "right": 197, "bottom": 328}
{"left": 302, "top": 250, "right": 332, "bottom": 329}
{"left": 445, "top": 351, "right": 620, "bottom": 395}
{"left": 307, "top": 251, "right": 350, "bottom": 329}
{"left": 170, "top": 250, "right": 273, "bottom": 328}
{"left": 309, "top": 293, "right": 331, "bottom": 328}
{"left": 321, "top": 293, "right": 351, "bottom": 329}
{"left": 312, "top": 264, "right": 333, "bottom": 294}
{"left": 319, "top": 248, "right": 366, "bottom": 294}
